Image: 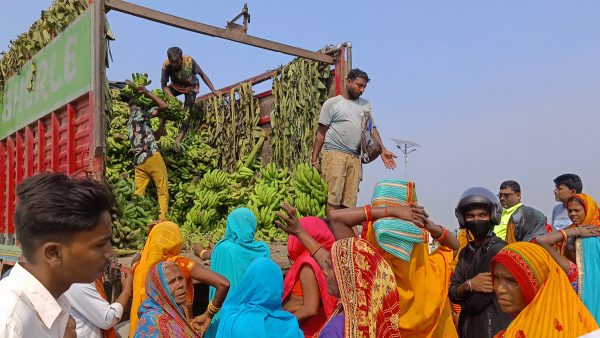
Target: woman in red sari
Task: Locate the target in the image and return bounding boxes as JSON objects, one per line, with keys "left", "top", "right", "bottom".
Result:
{"left": 283, "top": 217, "right": 338, "bottom": 337}
{"left": 276, "top": 203, "right": 401, "bottom": 338}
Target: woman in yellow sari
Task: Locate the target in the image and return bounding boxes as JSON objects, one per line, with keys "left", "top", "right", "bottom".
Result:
{"left": 129, "top": 221, "right": 230, "bottom": 337}
{"left": 491, "top": 242, "right": 598, "bottom": 337}
{"left": 330, "top": 180, "right": 459, "bottom": 338}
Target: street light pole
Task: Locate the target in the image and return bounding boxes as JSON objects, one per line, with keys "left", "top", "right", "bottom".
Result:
{"left": 391, "top": 138, "right": 421, "bottom": 181}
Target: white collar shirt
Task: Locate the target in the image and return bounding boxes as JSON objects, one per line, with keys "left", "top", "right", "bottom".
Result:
{"left": 0, "top": 263, "right": 71, "bottom": 338}
{"left": 64, "top": 282, "right": 123, "bottom": 338}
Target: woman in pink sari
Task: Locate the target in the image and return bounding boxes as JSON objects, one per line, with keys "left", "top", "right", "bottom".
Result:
{"left": 282, "top": 217, "right": 338, "bottom": 337}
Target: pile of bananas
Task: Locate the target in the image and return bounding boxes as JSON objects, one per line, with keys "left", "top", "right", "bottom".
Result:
{"left": 121, "top": 73, "right": 188, "bottom": 121}
{"left": 0, "top": 0, "right": 88, "bottom": 98}
{"left": 271, "top": 58, "right": 330, "bottom": 169}
{"left": 105, "top": 59, "right": 330, "bottom": 249}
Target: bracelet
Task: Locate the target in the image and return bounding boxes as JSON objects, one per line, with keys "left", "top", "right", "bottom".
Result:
{"left": 383, "top": 208, "right": 389, "bottom": 218}
{"left": 311, "top": 160, "right": 318, "bottom": 166}
{"left": 364, "top": 205, "right": 373, "bottom": 222}
{"left": 559, "top": 229, "right": 568, "bottom": 242}
{"left": 207, "top": 300, "right": 221, "bottom": 315}
{"left": 199, "top": 249, "right": 208, "bottom": 259}
{"left": 468, "top": 280, "right": 473, "bottom": 293}
{"left": 433, "top": 226, "right": 447, "bottom": 242}
{"left": 309, "top": 243, "right": 323, "bottom": 257}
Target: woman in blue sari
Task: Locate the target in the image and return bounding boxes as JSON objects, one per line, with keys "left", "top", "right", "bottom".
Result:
{"left": 204, "top": 207, "right": 270, "bottom": 338}
{"left": 215, "top": 257, "right": 303, "bottom": 338}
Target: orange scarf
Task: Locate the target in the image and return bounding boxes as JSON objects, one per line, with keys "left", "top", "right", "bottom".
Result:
{"left": 129, "top": 221, "right": 184, "bottom": 338}
{"left": 572, "top": 194, "right": 600, "bottom": 227}
{"left": 365, "top": 223, "right": 457, "bottom": 337}
{"left": 94, "top": 278, "right": 117, "bottom": 338}
{"left": 492, "top": 242, "right": 598, "bottom": 337}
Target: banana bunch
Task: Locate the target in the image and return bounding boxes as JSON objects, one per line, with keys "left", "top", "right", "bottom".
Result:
{"left": 292, "top": 163, "right": 328, "bottom": 204}
{"left": 152, "top": 89, "right": 188, "bottom": 121}
{"left": 198, "top": 169, "right": 232, "bottom": 191}
{"left": 270, "top": 58, "right": 330, "bottom": 169}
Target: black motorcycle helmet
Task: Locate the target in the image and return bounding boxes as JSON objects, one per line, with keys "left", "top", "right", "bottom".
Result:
{"left": 455, "top": 187, "right": 502, "bottom": 228}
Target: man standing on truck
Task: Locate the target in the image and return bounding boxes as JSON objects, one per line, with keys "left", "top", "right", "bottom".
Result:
{"left": 161, "top": 46, "right": 219, "bottom": 144}
{"left": 127, "top": 85, "right": 170, "bottom": 221}
{"left": 310, "top": 68, "right": 397, "bottom": 217}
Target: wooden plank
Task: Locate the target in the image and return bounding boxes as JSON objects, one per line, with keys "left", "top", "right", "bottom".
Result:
{"left": 104, "top": 0, "right": 335, "bottom": 64}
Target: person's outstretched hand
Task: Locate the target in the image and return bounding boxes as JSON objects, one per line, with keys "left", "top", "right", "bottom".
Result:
{"left": 275, "top": 203, "right": 303, "bottom": 236}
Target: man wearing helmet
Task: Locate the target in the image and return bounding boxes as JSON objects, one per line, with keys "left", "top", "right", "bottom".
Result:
{"left": 449, "top": 187, "right": 512, "bottom": 338}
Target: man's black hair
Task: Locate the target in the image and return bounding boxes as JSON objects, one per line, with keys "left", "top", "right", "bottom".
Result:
{"left": 347, "top": 68, "right": 370, "bottom": 83}
{"left": 14, "top": 173, "right": 113, "bottom": 261}
{"left": 167, "top": 47, "right": 183, "bottom": 61}
{"left": 500, "top": 180, "right": 521, "bottom": 193}
{"left": 554, "top": 174, "right": 583, "bottom": 193}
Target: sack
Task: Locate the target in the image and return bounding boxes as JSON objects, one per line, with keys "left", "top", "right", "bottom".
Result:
{"left": 360, "top": 110, "right": 382, "bottom": 164}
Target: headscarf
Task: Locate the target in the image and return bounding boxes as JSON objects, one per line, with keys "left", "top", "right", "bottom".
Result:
{"left": 215, "top": 257, "right": 303, "bottom": 338}
{"left": 134, "top": 262, "right": 199, "bottom": 338}
{"left": 130, "top": 221, "right": 184, "bottom": 338}
{"left": 491, "top": 242, "right": 598, "bottom": 337}
{"left": 318, "top": 238, "right": 402, "bottom": 338}
{"left": 570, "top": 194, "right": 600, "bottom": 227}
{"left": 365, "top": 180, "right": 457, "bottom": 337}
{"left": 282, "top": 217, "right": 338, "bottom": 329}
{"left": 371, "top": 180, "right": 425, "bottom": 261}
{"left": 572, "top": 194, "right": 600, "bottom": 323}
{"left": 205, "top": 208, "right": 270, "bottom": 338}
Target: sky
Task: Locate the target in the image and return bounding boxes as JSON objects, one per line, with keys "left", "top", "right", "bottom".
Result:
{"left": 2, "top": 0, "right": 599, "bottom": 229}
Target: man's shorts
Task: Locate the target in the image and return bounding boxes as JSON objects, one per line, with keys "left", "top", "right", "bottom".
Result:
{"left": 321, "top": 150, "right": 361, "bottom": 208}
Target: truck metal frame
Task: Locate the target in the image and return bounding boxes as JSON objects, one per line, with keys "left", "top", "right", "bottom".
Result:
{"left": 0, "top": 0, "right": 350, "bottom": 263}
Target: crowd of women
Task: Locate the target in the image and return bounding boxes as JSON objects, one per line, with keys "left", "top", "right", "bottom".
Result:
{"left": 124, "top": 179, "right": 600, "bottom": 338}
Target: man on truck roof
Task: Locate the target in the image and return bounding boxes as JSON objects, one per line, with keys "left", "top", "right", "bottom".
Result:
{"left": 127, "top": 85, "right": 170, "bottom": 221}
{"left": 161, "top": 46, "right": 219, "bottom": 144}
{"left": 311, "top": 68, "right": 397, "bottom": 220}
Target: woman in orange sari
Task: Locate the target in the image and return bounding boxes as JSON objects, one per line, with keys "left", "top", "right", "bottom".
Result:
{"left": 491, "top": 242, "right": 598, "bottom": 337}
{"left": 332, "top": 180, "right": 459, "bottom": 338}
{"left": 276, "top": 203, "right": 402, "bottom": 338}
{"left": 535, "top": 193, "right": 600, "bottom": 323}
{"left": 129, "top": 221, "right": 230, "bottom": 337}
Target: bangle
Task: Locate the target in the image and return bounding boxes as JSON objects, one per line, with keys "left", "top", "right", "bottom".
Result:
{"left": 207, "top": 300, "right": 221, "bottom": 315}
{"left": 559, "top": 230, "right": 568, "bottom": 242}
{"left": 433, "top": 226, "right": 447, "bottom": 242}
{"left": 199, "top": 249, "right": 208, "bottom": 259}
{"left": 383, "top": 208, "right": 389, "bottom": 218}
{"left": 311, "top": 160, "right": 318, "bottom": 165}
{"left": 309, "top": 243, "right": 323, "bottom": 257}
{"left": 468, "top": 280, "right": 473, "bottom": 293}
{"left": 574, "top": 227, "right": 580, "bottom": 238}
{"left": 364, "top": 205, "right": 373, "bottom": 222}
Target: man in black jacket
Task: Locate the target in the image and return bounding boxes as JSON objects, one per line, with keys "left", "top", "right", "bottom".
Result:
{"left": 449, "top": 187, "right": 513, "bottom": 338}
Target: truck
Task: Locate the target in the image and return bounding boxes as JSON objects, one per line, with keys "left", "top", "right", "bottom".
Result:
{"left": 0, "top": 0, "right": 350, "bottom": 269}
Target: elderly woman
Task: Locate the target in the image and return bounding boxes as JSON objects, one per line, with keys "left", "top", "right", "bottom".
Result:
{"left": 282, "top": 217, "right": 338, "bottom": 337}
{"left": 276, "top": 203, "right": 402, "bottom": 338}
{"left": 130, "top": 221, "right": 230, "bottom": 337}
{"left": 203, "top": 207, "right": 270, "bottom": 338}
{"left": 491, "top": 242, "right": 598, "bottom": 337}
{"left": 535, "top": 193, "right": 600, "bottom": 323}
{"left": 135, "top": 262, "right": 199, "bottom": 337}
{"left": 215, "top": 257, "right": 303, "bottom": 338}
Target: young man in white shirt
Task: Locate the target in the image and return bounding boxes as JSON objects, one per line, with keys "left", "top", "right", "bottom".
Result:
{"left": 0, "top": 173, "right": 115, "bottom": 338}
{"left": 65, "top": 267, "right": 133, "bottom": 338}
{"left": 552, "top": 173, "right": 583, "bottom": 231}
